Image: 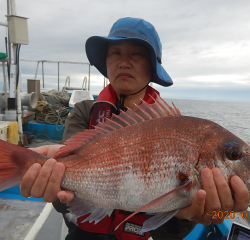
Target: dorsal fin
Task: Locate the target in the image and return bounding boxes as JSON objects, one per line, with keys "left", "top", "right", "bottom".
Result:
{"left": 54, "top": 94, "right": 181, "bottom": 158}
{"left": 140, "top": 99, "right": 161, "bottom": 118}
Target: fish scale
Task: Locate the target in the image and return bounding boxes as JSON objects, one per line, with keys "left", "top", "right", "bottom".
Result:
{"left": 1, "top": 94, "right": 250, "bottom": 232}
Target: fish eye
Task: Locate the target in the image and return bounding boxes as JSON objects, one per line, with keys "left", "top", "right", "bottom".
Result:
{"left": 225, "top": 145, "right": 243, "bottom": 160}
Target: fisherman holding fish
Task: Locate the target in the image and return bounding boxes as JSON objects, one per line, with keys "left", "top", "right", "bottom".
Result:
{"left": 18, "top": 17, "right": 249, "bottom": 240}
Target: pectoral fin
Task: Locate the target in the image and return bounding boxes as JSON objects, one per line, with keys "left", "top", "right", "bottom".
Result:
{"left": 141, "top": 210, "right": 179, "bottom": 232}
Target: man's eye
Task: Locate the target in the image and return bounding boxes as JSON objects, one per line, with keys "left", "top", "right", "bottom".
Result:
{"left": 112, "top": 51, "right": 120, "bottom": 55}
{"left": 133, "top": 52, "right": 142, "bottom": 55}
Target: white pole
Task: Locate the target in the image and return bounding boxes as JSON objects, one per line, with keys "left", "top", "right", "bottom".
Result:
{"left": 10, "top": 0, "right": 16, "bottom": 15}
{"left": 7, "top": 0, "right": 11, "bottom": 85}
{"left": 2, "top": 61, "right": 8, "bottom": 109}
{"left": 9, "top": 0, "right": 25, "bottom": 142}
{"left": 17, "top": 78, "right": 23, "bottom": 135}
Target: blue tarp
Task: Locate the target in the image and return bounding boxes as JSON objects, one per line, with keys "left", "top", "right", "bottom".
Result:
{"left": 0, "top": 186, "right": 44, "bottom": 202}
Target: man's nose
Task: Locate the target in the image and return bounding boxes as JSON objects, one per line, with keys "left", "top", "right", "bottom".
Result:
{"left": 118, "top": 53, "right": 131, "bottom": 68}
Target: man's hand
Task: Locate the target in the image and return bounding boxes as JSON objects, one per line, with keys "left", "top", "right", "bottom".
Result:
{"left": 20, "top": 145, "right": 75, "bottom": 203}
{"left": 175, "top": 168, "right": 249, "bottom": 225}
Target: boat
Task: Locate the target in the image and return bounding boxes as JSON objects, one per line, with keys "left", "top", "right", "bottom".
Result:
{"left": 2, "top": 62, "right": 250, "bottom": 240}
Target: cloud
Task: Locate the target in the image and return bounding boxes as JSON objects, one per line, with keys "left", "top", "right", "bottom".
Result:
{"left": 0, "top": 0, "right": 250, "bottom": 103}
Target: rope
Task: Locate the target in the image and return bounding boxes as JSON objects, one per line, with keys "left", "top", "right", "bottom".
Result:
{"left": 40, "top": 89, "right": 70, "bottom": 108}
{"left": 33, "top": 90, "right": 70, "bottom": 143}
{"left": 35, "top": 90, "right": 70, "bottom": 128}
{"left": 36, "top": 105, "right": 68, "bottom": 129}
{"left": 34, "top": 123, "right": 60, "bottom": 144}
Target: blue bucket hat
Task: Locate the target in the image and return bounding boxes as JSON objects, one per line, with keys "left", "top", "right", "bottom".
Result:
{"left": 85, "top": 17, "right": 173, "bottom": 87}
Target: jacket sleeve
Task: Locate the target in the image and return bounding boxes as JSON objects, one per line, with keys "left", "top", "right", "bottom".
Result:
{"left": 61, "top": 100, "right": 95, "bottom": 143}
{"left": 53, "top": 100, "right": 94, "bottom": 213}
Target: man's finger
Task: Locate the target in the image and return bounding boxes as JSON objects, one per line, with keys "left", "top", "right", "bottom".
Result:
{"left": 43, "top": 162, "right": 65, "bottom": 202}
{"left": 20, "top": 163, "right": 41, "bottom": 198}
{"left": 211, "top": 167, "right": 234, "bottom": 224}
{"left": 188, "top": 190, "right": 206, "bottom": 221}
{"left": 58, "top": 190, "right": 75, "bottom": 203}
{"left": 30, "top": 158, "right": 57, "bottom": 198}
{"left": 201, "top": 168, "right": 221, "bottom": 224}
{"left": 212, "top": 168, "right": 234, "bottom": 212}
{"left": 176, "top": 189, "right": 206, "bottom": 221}
{"left": 230, "top": 176, "right": 249, "bottom": 212}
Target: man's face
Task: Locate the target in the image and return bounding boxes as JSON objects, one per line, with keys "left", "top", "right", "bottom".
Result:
{"left": 106, "top": 41, "right": 153, "bottom": 96}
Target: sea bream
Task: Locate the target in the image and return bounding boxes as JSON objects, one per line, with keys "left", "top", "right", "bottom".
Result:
{"left": 0, "top": 94, "right": 250, "bottom": 232}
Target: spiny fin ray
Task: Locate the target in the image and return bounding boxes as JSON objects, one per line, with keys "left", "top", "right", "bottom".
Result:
{"left": 56, "top": 94, "right": 181, "bottom": 157}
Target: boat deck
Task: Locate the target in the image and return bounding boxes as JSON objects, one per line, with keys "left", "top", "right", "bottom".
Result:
{"left": 0, "top": 199, "right": 46, "bottom": 240}
{"left": 0, "top": 198, "right": 64, "bottom": 240}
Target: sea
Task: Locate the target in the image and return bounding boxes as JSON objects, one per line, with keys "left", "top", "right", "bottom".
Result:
{"left": 164, "top": 98, "right": 250, "bottom": 145}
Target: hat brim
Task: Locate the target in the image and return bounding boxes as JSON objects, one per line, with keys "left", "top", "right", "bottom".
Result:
{"left": 85, "top": 36, "right": 173, "bottom": 87}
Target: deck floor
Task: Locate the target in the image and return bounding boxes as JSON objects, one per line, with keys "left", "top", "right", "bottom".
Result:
{"left": 0, "top": 198, "right": 64, "bottom": 240}
{"left": 0, "top": 199, "right": 45, "bottom": 240}
{"left": 34, "top": 207, "right": 63, "bottom": 240}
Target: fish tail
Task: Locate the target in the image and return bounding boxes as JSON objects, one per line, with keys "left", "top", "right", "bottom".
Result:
{"left": 0, "top": 139, "right": 47, "bottom": 192}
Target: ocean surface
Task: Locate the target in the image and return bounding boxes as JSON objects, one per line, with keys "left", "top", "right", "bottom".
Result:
{"left": 164, "top": 98, "right": 250, "bottom": 145}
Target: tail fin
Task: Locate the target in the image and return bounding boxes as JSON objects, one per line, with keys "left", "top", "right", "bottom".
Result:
{"left": 0, "top": 139, "right": 47, "bottom": 192}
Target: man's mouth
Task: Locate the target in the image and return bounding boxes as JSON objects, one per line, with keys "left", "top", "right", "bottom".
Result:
{"left": 117, "top": 73, "right": 133, "bottom": 78}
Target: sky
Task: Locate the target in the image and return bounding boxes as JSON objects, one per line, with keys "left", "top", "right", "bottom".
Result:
{"left": 0, "top": 0, "right": 250, "bottom": 102}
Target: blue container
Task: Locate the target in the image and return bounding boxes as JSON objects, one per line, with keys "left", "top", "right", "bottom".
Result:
{"left": 23, "top": 121, "right": 65, "bottom": 141}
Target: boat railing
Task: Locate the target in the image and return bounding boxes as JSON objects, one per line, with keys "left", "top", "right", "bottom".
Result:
{"left": 1, "top": 58, "right": 91, "bottom": 91}
{"left": 19, "top": 58, "right": 91, "bottom": 91}
{"left": 62, "top": 76, "right": 88, "bottom": 92}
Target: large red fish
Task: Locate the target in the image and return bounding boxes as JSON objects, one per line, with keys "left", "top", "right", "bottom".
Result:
{"left": 0, "top": 94, "right": 250, "bottom": 232}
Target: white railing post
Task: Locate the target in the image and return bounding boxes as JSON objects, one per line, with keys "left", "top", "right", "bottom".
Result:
{"left": 34, "top": 61, "right": 39, "bottom": 79}
{"left": 58, "top": 62, "right": 60, "bottom": 91}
